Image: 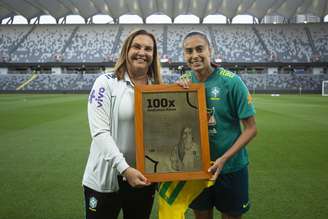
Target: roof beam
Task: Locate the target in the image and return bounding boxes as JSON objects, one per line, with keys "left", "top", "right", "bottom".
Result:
{"left": 106, "top": 0, "right": 128, "bottom": 20}
{"left": 276, "top": 0, "right": 305, "bottom": 18}
{"left": 57, "top": 0, "right": 77, "bottom": 15}
{"left": 23, "top": 0, "right": 47, "bottom": 14}
{"left": 137, "top": 0, "right": 145, "bottom": 20}
{"left": 201, "top": 0, "right": 210, "bottom": 21}
{"left": 248, "top": 0, "right": 275, "bottom": 19}
{"left": 103, "top": 0, "right": 116, "bottom": 19}
{"left": 0, "top": 0, "right": 327, "bottom": 23}
{"left": 296, "top": 0, "right": 313, "bottom": 15}
{"left": 235, "top": 0, "right": 255, "bottom": 15}
{"left": 265, "top": 0, "right": 285, "bottom": 16}
{"left": 69, "top": 0, "right": 98, "bottom": 18}
{"left": 0, "top": 1, "right": 27, "bottom": 18}
{"left": 324, "top": 0, "right": 328, "bottom": 18}
{"left": 0, "top": 2, "right": 16, "bottom": 20}
{"left": 90, "top": 0, "right": 108, "bottom": 14}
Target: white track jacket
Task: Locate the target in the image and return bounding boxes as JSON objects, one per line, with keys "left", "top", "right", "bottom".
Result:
{"left": 82, "top": 72, "right": 133, "bottom": 192}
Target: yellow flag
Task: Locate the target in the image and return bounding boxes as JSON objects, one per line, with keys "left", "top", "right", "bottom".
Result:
{"left": 158, "top": 180, "right": 213, "bottom": 219}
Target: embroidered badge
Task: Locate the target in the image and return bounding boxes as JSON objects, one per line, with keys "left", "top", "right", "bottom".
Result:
{"left": 210, "top": 87, "right": 220, "bottom": 100}
{"left": 89, "top": 197, "right": 97, "bottom": 211}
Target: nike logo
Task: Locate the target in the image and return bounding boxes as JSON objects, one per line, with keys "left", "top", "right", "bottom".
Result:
{"left": 243, "top": 202, "right": 250, "bottom": 208}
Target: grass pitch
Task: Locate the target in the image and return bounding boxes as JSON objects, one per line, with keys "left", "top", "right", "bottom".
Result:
{"left": 0, "top": 94, "right": 327, "bottom": 219}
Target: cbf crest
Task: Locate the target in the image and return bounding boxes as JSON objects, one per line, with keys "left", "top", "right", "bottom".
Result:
{"left": 210, "top": 87, "right": 220, "bottom": 100}
{"left": 89, "top": 197, "right": 97, "bottom": 211}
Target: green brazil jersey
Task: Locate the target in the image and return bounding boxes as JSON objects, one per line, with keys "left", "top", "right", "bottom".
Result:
{"left": 182, "top": 68, "right": 256, "bottom": 174}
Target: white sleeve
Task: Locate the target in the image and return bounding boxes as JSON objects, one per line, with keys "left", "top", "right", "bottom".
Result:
{"left": 87, "top": 76, "right": 129, "bottom": 174}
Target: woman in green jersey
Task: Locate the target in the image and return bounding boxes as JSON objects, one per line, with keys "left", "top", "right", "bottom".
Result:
{"left": 178, "top": 31, "right": 257, "bottom": 219}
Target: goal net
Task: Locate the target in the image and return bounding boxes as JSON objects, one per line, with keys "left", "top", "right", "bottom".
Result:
{"left": 322, "top": 81, "right": 328, "bottom": 96}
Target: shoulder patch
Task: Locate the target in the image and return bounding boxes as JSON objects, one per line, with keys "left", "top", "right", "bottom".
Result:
{"left": 247, "top": 93, "right": 253, "bottom": 105}
{"left": 219, "top": 69, "right": 235, "bottom": 78}
{"left": 104, "top": 73, "right": 116, "bottom": 79}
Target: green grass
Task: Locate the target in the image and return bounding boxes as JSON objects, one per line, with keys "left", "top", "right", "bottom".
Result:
{"left": 0, "top": 94, "right": 328, "bottom": 219}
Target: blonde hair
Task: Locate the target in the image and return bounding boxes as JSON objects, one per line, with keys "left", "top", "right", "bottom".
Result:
{"left": 113, "top": 29, "right": 162, "bottom": 84}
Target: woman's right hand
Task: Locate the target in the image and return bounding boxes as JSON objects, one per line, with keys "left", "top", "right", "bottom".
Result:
{"left": 122, "top": 167, "right": 151, "bottom": 188}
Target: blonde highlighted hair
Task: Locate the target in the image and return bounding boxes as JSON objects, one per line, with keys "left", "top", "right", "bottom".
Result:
{"left": 113, "top": 29, "right": 162, "bottom": 84}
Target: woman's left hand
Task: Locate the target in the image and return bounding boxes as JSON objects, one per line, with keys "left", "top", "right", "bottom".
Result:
{"left": 208, "top": 157, "right": 227, "bottom": 181}
{"left": 176, "top": 77, "right": 191, "bottom": 89}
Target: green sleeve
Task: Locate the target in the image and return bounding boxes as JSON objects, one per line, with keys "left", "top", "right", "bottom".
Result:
{"left": 231, "top": 76, "right": 256, "bottom": 120}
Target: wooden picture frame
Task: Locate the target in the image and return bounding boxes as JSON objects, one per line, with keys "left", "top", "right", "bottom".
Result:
{"left": 135, "top": 84, "right": 211, "bottom": 182}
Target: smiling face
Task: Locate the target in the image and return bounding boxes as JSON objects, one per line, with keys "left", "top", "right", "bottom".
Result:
{"left": 183, "top": 35, "right": 212, "bottom": 78}
{"left": 127, "top": 34, "right": 154, "bottom": 77}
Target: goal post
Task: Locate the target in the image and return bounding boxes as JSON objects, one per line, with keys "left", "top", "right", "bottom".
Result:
{"left": 322, "top": 81, "right": 328, "bottom": 96}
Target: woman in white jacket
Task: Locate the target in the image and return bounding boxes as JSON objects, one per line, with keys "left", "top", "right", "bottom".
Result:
{"left": 83, "top": 29, "right": 162, "bottom": 219}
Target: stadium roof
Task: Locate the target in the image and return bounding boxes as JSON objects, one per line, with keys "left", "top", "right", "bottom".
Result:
{"left": 0, "top": 0, "right": 327, "bottom": 22}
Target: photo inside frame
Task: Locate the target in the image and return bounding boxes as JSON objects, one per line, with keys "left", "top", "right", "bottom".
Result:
{"left": 142, "top": 91, "right": 202, "bottom": 173}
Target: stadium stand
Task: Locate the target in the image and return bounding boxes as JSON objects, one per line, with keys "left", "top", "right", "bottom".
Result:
{"left": 1, "top": 72, "right": 328, "bottom": 93}
{"left": 0, "top": 25, "right": 30, "bottom": 58}
{"left": 240, "top": 73, "right": 328, "bottom": 92}
{"left": 212, "top": 25, "right": 267, "bottom": 63}
{"left": 308, "top": 24, "right": 328, "bottom": 61}
{"left": 63, "top": 25, "right": 118, "bottom": 63}
{"left": 1, "top": 24, "right": 327, "bottom": 63}
{"left": 10, "top": 25, "right": 75, "bottom": 63}
{"left": 0, "top": 73, "right": 98, "bottom": 91}
{"left": 256, "top": 24, "right": 313, "bottom": 63}
{"left": 0, "top": 23, "right": 327, "bottom": 93}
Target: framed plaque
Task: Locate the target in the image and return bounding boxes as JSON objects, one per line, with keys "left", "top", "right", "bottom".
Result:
{"left": 135, "top": 84, "right": 211, "bottom": 182}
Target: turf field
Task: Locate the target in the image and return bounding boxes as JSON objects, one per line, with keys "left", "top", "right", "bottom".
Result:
{"left": 0, "top": 94, "right": 327, "bottom": 219}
